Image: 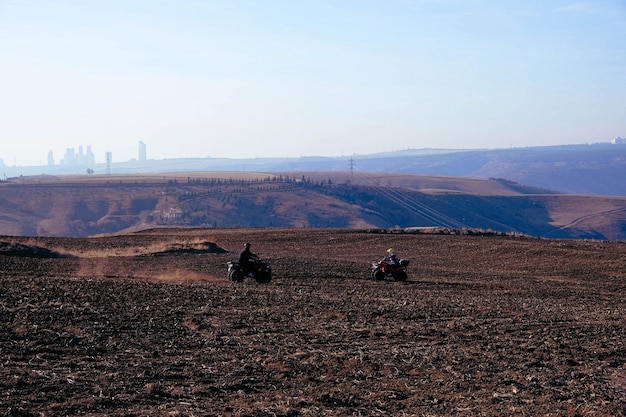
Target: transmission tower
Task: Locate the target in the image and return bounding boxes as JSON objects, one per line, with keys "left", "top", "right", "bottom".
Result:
{"left": 348, "top": 157, "right": 356, "bottom": 183}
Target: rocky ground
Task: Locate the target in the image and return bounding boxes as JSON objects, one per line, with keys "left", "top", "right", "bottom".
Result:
{"left": 1, "top": 228, "right": 625, "bottom": 416}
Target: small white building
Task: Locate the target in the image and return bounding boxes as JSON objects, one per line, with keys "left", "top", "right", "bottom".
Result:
{"left": 612, "top": 136, "right": 625, "bottom": 144}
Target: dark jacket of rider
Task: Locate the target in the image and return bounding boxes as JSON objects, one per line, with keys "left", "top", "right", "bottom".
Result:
{"left": 239, "top": 243, "right": 259, "bottom": 272}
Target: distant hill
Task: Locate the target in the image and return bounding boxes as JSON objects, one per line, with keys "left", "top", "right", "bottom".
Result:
{"left": 3, "top": 143, "right": 624, "bottom": 196}
{"left": 1, "top": 172, "right": 625, "bottom": 239}
{"left": 264, "top": 144, "right": 626, "bottom": 196}
{"left": 384, "top": 144, "right": 626, "bottom": 196}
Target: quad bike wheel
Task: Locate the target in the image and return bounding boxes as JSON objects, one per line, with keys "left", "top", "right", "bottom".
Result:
{"left": 228, "top": 269, "right": 245, "bottom": 283}
{"left": 393, "top": 270, "right": 408, "bottom": 282}
{"left": 254, "top": 271, "right": 271, "bottom": 284}
{"left": 372, "top": 269, "right": 385, "bottom": 281}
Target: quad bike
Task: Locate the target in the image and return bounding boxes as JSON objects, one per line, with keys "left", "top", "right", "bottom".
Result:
{"left": 227, "top": 259, "right": 272, "bottom": 283}
{"left": 371, "top": 258, "right": 409, "bottom": 281}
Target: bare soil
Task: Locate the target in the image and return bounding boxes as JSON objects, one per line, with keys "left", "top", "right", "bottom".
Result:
{"left": 1, "top": 228, "right": 625, "bottom": 416}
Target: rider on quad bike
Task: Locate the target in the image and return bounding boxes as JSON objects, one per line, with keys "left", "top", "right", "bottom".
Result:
{"left": 239, "top": 242, "right": 260, "bottom": 277}
{"left": 228, "top": 242, "right": 272, "bottom": 283}
{"left": 371, "top": 247, "right": 409, "bottom": 281}
{"left": 385, "top": 247, "right": 399, "bottom": 264}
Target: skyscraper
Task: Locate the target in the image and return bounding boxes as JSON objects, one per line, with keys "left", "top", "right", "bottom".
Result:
{"left": 138, "top": 141, "right": 146, "bottom": 161}
{"left": 61, "top": 148, "right": 75, "bottom": 165}
{"left": 105, "top": 152, "right": 112, "bottom": 174}
{"left": 86, "top": 146, "right": 95, "bottom": 165}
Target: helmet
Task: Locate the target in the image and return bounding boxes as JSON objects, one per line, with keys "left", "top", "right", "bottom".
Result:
{"left": 387, "top": 248, "right": 394, "bottom": 254}
{"left": 244, "top": 242, "right": 251, "bottom": 248}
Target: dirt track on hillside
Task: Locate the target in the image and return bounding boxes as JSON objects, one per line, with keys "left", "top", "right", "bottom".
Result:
{"left": 1, "top": 228, "right": 625, "bottom": 416}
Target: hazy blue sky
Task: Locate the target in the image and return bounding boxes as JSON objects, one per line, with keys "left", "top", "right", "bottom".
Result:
{"left": 1, "top": 0, "right": 625, "bottom": 166}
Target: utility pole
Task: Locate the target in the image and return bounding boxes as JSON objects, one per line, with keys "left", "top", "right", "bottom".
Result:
{"left": 348, "top": 157, "right": 355, "bottom": 183}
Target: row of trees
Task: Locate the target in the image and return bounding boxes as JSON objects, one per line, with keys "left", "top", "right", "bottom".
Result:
{"left": 186, "top": 175, "right": 333, "bottom": 186}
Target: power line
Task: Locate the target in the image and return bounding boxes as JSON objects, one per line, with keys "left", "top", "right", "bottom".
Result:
{"left": 355, "top": 172, "right": 470, "bottom": 228}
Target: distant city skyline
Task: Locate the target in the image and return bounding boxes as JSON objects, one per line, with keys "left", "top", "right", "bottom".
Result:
{"left": 46, "top": 141, "right": 147, "bottom": 167}
{"left": 1, "top": 1, "right": 625, "bottom": 166}
{"left": 0, "top": 141, "right": 146, "bottom": 168}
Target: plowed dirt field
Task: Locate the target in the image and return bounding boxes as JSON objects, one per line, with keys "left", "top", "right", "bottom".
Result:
{"left": 1, "top": 228, "right": 625, "bottom": 416}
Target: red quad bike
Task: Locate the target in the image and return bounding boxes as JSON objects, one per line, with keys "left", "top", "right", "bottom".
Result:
{"left": 227, "top": 259, "right": 272, "bottom": 283}
{"left": 371, "top": 258, "right": 409, "bottom": 281}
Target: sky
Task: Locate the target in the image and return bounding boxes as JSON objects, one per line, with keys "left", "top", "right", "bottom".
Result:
{"left": 1, "top": 0, "right": 625, "bottom": 166}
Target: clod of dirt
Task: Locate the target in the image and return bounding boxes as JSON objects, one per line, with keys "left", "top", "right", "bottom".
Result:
{"left": 0, "top": 241, "right": 68, "bottom": 258}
